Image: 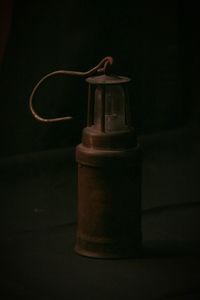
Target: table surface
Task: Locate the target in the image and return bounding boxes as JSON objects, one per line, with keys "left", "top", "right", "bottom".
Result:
{"left": 0, "top": 126, "right": 200, "bottom": 300}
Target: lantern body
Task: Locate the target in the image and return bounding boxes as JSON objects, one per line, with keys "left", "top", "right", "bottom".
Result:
{"left": 75, "top": 75, "right": 142, "bottom": 258}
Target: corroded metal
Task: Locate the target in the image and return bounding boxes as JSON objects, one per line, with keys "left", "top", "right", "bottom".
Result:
{"left": 86, "top": 74, "right": 131, "bottom": 85}
{"left": 75, "top": 72, "right": 142, "bottom": 258}
{"left": 75, "top": 143, "right": 142, "bottom": 258}
{"left": 29, "top": 56, "right": 142, "bottom": 259}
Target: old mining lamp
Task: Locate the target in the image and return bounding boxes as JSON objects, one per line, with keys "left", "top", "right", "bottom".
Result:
{"left": 29, "top": 57, "right": 142, "bottom": 258}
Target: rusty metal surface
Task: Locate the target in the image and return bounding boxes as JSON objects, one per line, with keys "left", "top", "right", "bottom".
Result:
{"left": 75, "top": 126, "right": 142, "bottom": 258}
{"left": 76, "top": 143, "right": 141, "bottom": 168}
{"left": 75, "top": 157, "right": 142, "bottom": 258}
{"left": 77, "top": 61, "right": 141, "bottom": 257}
{"left": 29, "top": 56, "right": 142, "bottom": 258}
{"left": 81, "top": 127, "right": 137, "bottom": 150}
{"left": 86, "top": 74, "right": 131, "bottom": 85}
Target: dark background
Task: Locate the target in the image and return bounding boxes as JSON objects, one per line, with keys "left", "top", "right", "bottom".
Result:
{"left": 0, "top": 1, "right": 200, "bottom": 299}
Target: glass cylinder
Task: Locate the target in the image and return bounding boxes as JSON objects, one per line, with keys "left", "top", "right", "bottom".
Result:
{"left": 93, "top": 85, "right": 127, "bottom": 132}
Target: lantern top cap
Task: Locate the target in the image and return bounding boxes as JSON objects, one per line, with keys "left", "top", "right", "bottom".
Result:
{"left": 86, "top": 74, "right": 131, "bottom": 85}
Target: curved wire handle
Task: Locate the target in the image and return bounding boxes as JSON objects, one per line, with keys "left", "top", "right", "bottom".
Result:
{"left": 29, "top": 56, "right": 113, "bottom": 123}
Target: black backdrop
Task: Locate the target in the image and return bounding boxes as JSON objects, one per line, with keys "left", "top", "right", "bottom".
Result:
{"left": 0, "top": 2, "right": 200, "bottom": 299}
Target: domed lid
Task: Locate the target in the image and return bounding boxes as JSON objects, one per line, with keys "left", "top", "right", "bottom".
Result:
{"left": 86, "top": 74, "right": 131, "bottom": 85}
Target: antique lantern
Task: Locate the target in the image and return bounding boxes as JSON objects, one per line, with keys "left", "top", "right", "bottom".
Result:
{"left": 29, "top": 57, "right": 142, "bottom": 258}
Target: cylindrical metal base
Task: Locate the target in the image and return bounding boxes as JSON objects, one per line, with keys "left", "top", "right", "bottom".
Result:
{"left": 75, "top": 143, "right": 142, "bottom": 258}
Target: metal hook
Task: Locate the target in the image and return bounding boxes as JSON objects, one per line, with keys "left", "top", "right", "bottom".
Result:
{"left": 29, "top": 56, "right": 113, "bottom": 123}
